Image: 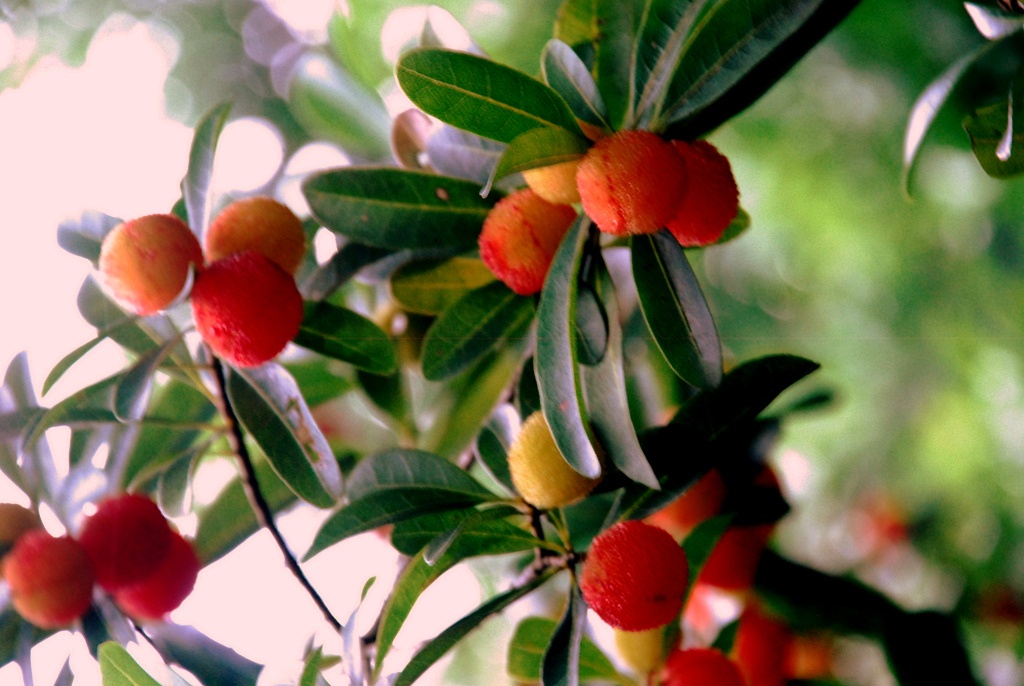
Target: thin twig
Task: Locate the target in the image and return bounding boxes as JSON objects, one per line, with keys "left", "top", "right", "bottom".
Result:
{"left": 210, "top": 355, "right": 342, "bottom": 632}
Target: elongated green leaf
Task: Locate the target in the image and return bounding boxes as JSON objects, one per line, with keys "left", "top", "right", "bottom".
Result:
{"left": 681, "top": 513, "right": 733, "bottom": 596}
{"left": 227, "top": 364, "right": 342, "bottom": 508}
{"left": 422, "top": 281, "right": 535, "bottom": 381}
{"left": 580, "top": 262, "right": 657, "bottom": 488}
{"left": 43, "top": 328, "right": 118, "bottom": 396}
{"left": 300, "top": 242, "right": 393, "bottom": 301}
{"left": 427, "top": 125, "right": 507, "bottom": 186}
{"left": 390, "top": 257, "right": 496, "bottom": 316}
{"left": 390, "top": 508, "right": 483, "bottom": 556}
{"left": 99, "top": 642, "right": 163, "bottom": 686}
{"left": 396, "top": 571, "right": 556, "bottom": 686}
{"left": 373, "top": 518, "right": 539, "bottom": 681}
{"left": 304, "top": 167, "right": 497, "bottom": 251}
{"left": 543, "top": 586, "right": 586, "bottom": 686}
{"left": 347, "top": 448, "right": 495, "bottom": 502}
{"left": 487, "top": 127, "right": 589, "bottom": 193}
{"left": 396, "top": 48, "right": 584, "bottom": 143}
{"left": 507, "top": 615, "right": 628, "bottom": 685}
{"left": 295, "top": 302, "right": 397, "bottom": 375}
{"left": 555, "top": 0, "right": 601, "bottom": 49}
{"left": 475, "top": 415, "right": 516, "bottom": 496}
{"left": 144, "top": 623, "right": 264, "bottom": 686}
{"left": 632, "top": 232, "right": 722, "bottom": 389}
{"left": 113, "top": 336, "right": 181, "bottom": 422}
{"left": 536, "top": 217, "right": 601, "bottom": 479}
{"left": 22, "top": 375, "right": 120, "bottom": 450}
{"left": 183, "top": 102, "right": 231, "bottom": 236}
{"left": 57, "top": 211, "right": 121, "bottom": 265}
{"left": 542, "top": 39, "right": 608, "bottom": 128}
{"left": 593, "top": 0, "right": 644, "bottom": 129}
{"left": 966, "top": 101, "right": 1024, "bottom": 178}
{"left": 423, "top": 505, "right": 529, "bottom": 565}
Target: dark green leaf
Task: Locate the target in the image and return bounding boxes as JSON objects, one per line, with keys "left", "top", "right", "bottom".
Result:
{"left": 966, "top": 100, "right": 1024, "bottom": 177}
{"left": 632, "top": 232, "right": 722, "bottom": 389}
{"left": 592, "top": 0, "right": 644, "bottom": 129}
{"left": 182, "top": 101, "right": 231, "bottom": 236}
{"left": 507, "top": 615, "right": 628, "bottom": 685}
{"left": 543, "top": 586, "right": 586, "bottom": 686}
{"left": 681, "top": 514, "right": 733, "bottom": 596}
{"left": 423, "top": 505, "right": 528, "bottom": 565}
{"left": 487, "top": 127, "right": 589, "bottom": 194}
{"left": 882, "top": 611, "right": 980, "bottom": 686}
{"left": 347, "top": 448, "right": 495, "bottom": 502}
{"left": 98, "top": 642, "right": 163, "bottom": 686}
{"left": 395, "top": 571, "right": 557, "bottom": 686}
{"left": 475, "top": 409, "right": 518, "bottom": 496}
{"left": 427, "top": 125, "right": 507, "bottom": 186}
{"left": 227, "top": 364, "right": 342, "bottom": 508}
{"left": 711, "top": 617, "right": 741, "bottom": 654}
{"left": 574, "top": 280, "right": 608, "bottom": 367}
{"left": 142, "top": 623, "right": 263, "bottom": 686}
{"left": 390, "top": 508, "right": 483, "bottom": 557}
{"left": 965, "top": 2, "right": 1024, "bottom": 40}
{"left": 396, "top": 48, "right": 584, "bottom": 143}
{"left": 304, "top": 167, "right": 497, "bottom": 251}
{"left": 56, "top": 211, "right": 121, "bottom": 265}
{"left": 536, "top": 217, "right": 602, "bottom": 479}
{"left": 542, "top": 39, "right": 608, "bottom": 128}
{"left": 421, "top": 281, "right": 535, "bottom": 381}
{"left": 295, "top": 302, "right": 398, "bottom": 375}
{"left": 390, "top": 257, "right": 496, "bottom": 316}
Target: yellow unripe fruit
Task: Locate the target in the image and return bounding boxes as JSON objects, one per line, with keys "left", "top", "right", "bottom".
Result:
{"left": 205, "top": 196, "right": 306, "bottom": 275}
{"left": 614, "top": 626, "right": 668, "bottom": 676}
{"left": 522, "top": 159, "right": 582, "bottom": 204}
{"left": 507, "top": 411, "right": 600, "bottom": 509}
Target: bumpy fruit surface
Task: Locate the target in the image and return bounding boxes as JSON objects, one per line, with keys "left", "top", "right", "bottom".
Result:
{"left": 522, "top": 159, "right": 582, "bottom": 204}
{"left": 662, "top": 647, "right": 746, "bottom": 686}
{"left": 99, "top": 214, "right": 204, "bottom": 315}
{"left": 665, "top": 140, "right": 739, "bottom": 247}
{"left": 4, "top": 531, "right": 95, "bottom": 628}
{"left": 575, "top": 130, "right": 687, "bottom": 236}
{"left": 478, "top": 189, "right": 577, "bottom": 296}
{"left": 579, "top": 520, "right": 689, "bottom": 631}
{"left": 507, "top": 411, "right": 600, "bottom": 509}
{"left": 205, "top": 196, "right": 306, "bottom": 275}
{"left": 614, "top": 626, "right": 668, "bottom": 676}
{"left": 114, "top": 530, "right": 201, "bottom": 620}
{"left": 191, "top": 250, "right": 304, "bottom": 367}
{"left": 78, "top": 493, "right": 172, "bottom": 592}
{"left": 645, "top": 469, "right": 727, "bottom": 541}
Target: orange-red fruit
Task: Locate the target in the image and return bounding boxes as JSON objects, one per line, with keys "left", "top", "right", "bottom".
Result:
{"left": 78, "top": 494, "right": 173, "bottom": 592}
{"left": 4, "top": 531, "right": 95, "bottom": 628}
{"left": 575, "top": 130, "right": 687, "bottom": 236}
{"left": 579, "top": 520, "right": 689, "bottom": 631}
{"left": 695, "top": 522, "right": 774, "bottom": 592}
{"left": 191, "top": 250, "right": 304, "bottom": 367}
{"left": 665, "top": 140, "right": 739, "bottom": 247}
{"left": 478, "top": 188, "right": 577, "bottom": 296}
{"left": 114, "top": 530, "right": 200, "bottom": 620}
{"left": 733, "top": 603, "right": 791, "bottom": 686}
{"left": 662, "top": 647, "right": 746, "bottom": 686}
{"left": 205, "top": 196, "right": 306, "bottom": 275}
{"left": 99, "top": 214, "right": 204, "bottom": 315}
{"left": 645, "top": 469, "right": 728, "bottom": 541}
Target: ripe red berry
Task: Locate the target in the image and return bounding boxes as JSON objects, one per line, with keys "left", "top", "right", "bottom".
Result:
{"left": 114, "top": 530, "right": 201, "bottom": 620}
{"left": 733, "top": 603, "right": 791, "bottom": 686}
{"left": 4, "top": 531, "right": 95, "bottom": 628}
{"left": 205, "top": 196, "right": 307, "bottom": 275}
{"left": 662, "top": 647, "right": 746, "bottom": 686}
{"left": 78, "top": 493, "right": 173, "bottom": 592}
{"left": 575, "top": 130, "right": 687, "bottom": 236}
{"left": 579, "top": 520, "right": 689, "bottom": 631}
{"left": 478, "top": 188, "right": 577, "bottom": 296}
{"left": 665, "top": 140, "right": 739, "bottom": 247}
{"left": 191, "top": 250, "right": 304, "bottom": 367}
{"left": 98, "top": 214, "right": 204, "bottom": 315}
{"left": 694, "top": 523, "right": 773, "bottom": 592}
{"left": 644, "top": 469, "right": 728, "bottom": 541}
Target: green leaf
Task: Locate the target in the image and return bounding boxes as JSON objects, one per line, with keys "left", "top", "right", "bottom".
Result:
{"left": 22, "top": 375, "right": 120, "bottom": 451}
{"left": 395, "top": 571, "right": 557, "bottom": 686}
{"left": 300, "top": 242, "right": 393, "bottom": 301}
{"left": 288, "top": 51, "right": 391, "bottom": 161}
{"left": 555, "top": 0, "right": 602, "bottom": 49}
{"left": 486, "top": 126, "right": 589, "bottom": 194}
{"left": 681, "top": 513, "right": 733, "bottom": 596}
{"left": 711, "top": 617, "right": 741, "bottom": 654}
{"left": 592, "top": 0, "right": 644, "bottom": 129}
{"left": 347, "top": 448, "right": 495, "bottom": 501}
{"left": 372, "top": 518, "right": 539, "bottom": 681}
{"left": 295, "top": 302, "right": 398, "bottom": 375}
{"left": 580, "top": 261, "right": 658, "bottom": 488}
{"left": 882, "top": 611, "right": 981, "bottom": 685}
{"left": 98, "top": 642, "right": 163, "bottom": 686}
{"left": 475, "top": 410, "right": 517, "bottom": 496}
{"left": 56, "top": 211, "right": 121, "bottom": 265}
{"left": 396, "top": 48, "right": 584, "bottom": 143}
{"left": 507, "top": 615, "right": 628, "bottom": 685}
{"left": 423, "top": 505, "right": 528, "bottom": 565}
{"left": 574, "top": 280, "right": 608, "bottom": 367}
{"left": 965, "top": 2, "right": 1024, "bottom": 40}
{"left": 536, "top": 217, "right": 602, "bottom": 479}
{"left": 304, "top": 167, "right": 497, "bottom": 251}
{"left": 113, "top": 336, "right": 182, "bottom": 422}
{"left": 543, "top": 585, "right": 586, "bottom": 686}
{"left": 182, "top": 101, "right": 231, "bottom": 236}
{"left": 226, "top": 364, "right": 342, "bottom": 508}
{"left": 139, "top": 623, "right": 263, "bottom": 686}
{"left": 43, "top": 325, "right": 122, "bottom": 396}
{"left": 632, "top": 231, "right": 722, "bottom": 389}
{"left": 390, "top": 257, "right": 496, "bottom": 316}
{"left": 966, "top": 100, "right": 1024, "bottom": 178}
{"left": 542, "top": 39, "right": 608, "bottom": 128}
{"left": 390, "top": 508, "right": 484, "bottom": 557}
{"left": 422, "top": 281, "right": 535, "bottom": 381}
{"left": 427, "top": 125, "right": 507, "bottom": 186}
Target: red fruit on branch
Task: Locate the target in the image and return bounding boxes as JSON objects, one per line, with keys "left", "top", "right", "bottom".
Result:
{"left": 78, "top": 493, "right": 173, "bottom": 592}
{"left": 4, "top": 531, "right": 95, "bottom": 629}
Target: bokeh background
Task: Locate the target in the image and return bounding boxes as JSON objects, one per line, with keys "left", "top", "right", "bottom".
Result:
{"left": 1, "top": 0, "right": 1023, "bottom": 683}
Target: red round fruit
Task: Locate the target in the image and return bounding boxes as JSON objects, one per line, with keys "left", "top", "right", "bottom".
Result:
{"left": 665, "top": 140, "right": 739, "bottom": 247}
{"left": 695, "top": 523, "right": 774, "bottom": 592}
{"left": 579, "top": 520, "right": 689, "bottom": 631}
{"left": 4, "top": 531, "right": 95, "bottom": 628}
{"left": 733, "top": 603, "right": 791, "bottom": 686}
{"left": 78, "top": 493, "right": 173, "bottom": 592}
{"left": 114, "top": 530, "right": 201, "bottom": 620}
{"left": 662, "top": 647, "right": 746, "bottom": 686}
{"left": 191, "top": 250, "right": 304, "bottom": 367}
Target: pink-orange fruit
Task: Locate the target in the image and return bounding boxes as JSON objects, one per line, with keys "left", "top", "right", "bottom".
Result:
{"left": 522, "top": 159, "right": 583, "bottom": 204}
{"left": 191, "top": 250, "right": 304, "bottom": 367}
{"left": 4, "top": 531, "right": 95, "bottom": 628}
{"left": 78, "top": 493, "right": 173, "bottom": 592}
{"left": 665, "top": 140, "right": 739, "bottom": 247}
{"left": 575, "top": 130, "right": 687, "bottom": 236}
{"left": 644, "top": 469, "right": 728, "bottom": 541}
{"left": 205, "top": 196, "right": 306, "bottom": 275}
{"left": 579, "top": 520, "right": 689, "bottom": 631}
{"left": 478, "top": 188, "right": 577, "bottom": 296}
{"left": 99, "top": 214, "right": 204, "bottom": 315}
{"left": 114, "top": 530, "right": 201, "bottom": 620}
{"left": 662, "top": 647, "right": 746, "bottom": 686}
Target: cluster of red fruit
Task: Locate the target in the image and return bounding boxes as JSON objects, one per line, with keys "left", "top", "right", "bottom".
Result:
{"left": 1, "top": 494, "right": 200, "bottom": 629}
{"left": 98, "top": 196, "right": 307, "bottom": 367}
{"left": 478, "top": 129, "right": 739, "bottom": 295}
